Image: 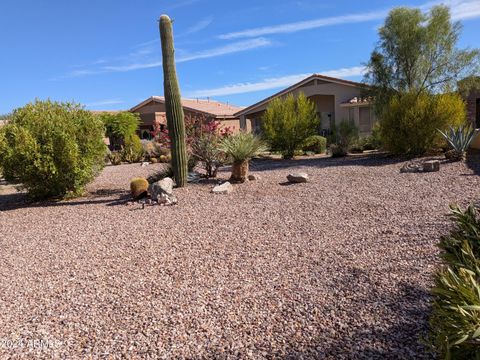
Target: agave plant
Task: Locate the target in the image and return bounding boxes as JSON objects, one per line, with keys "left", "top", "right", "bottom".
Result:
{"left": 219, "top": 132, "right": 268, "bottom": 183}
{"left": 439, "top": 125, "right": 476, "bottom": 161}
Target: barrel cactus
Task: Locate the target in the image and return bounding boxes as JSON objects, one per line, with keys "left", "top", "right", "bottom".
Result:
{"left": 130, "top": 177, "right": 149, "bottom": 199}
{"left": 159, "top": 15, "right": 188, "bottom": 187}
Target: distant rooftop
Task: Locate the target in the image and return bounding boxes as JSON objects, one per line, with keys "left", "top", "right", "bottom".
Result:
{"left": 131, "top": 96, "right": 244, "bottom": 119}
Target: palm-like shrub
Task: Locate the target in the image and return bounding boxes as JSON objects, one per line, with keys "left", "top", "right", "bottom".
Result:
{"left": 428, "top": 205, "right": 480, "bottom": 359}
{"left": 220, "top": 132, "right": 267, "bottom": 182}
{"left": 0, "top": 100, "right": 106, "bottom": 199}
{"left": 262, "top": 93, "right": 320, "bottom": 159}
{"left": 439, "top": 125, "right": 476, "bottom": 161}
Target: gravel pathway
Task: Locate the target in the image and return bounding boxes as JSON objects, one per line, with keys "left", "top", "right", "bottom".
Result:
{"left": 1, "top": 154, "right": 479, "bottom": 359}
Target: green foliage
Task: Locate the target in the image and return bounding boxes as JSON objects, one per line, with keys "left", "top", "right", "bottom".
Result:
{"left": 457, "top": 76, "right": 480, "bottom": 98}
{"left": 220, "top": 132, "right": 267, "bottom": 163}
{"left": 331, "top": 119, "right": 359, "bottom": 154}
{"left": 191, "top": 133, "right": 226, "bottom": 178}
{"left": 428, "top": 205, "right": 480, "bottom": 359}
{"left": 262, "top": 93, "right": 320, "bottom": 159}
{"left": 160, "top": 14, "right": 188, "bottom": 187}
{"left": 364, "top": 5, "right": 480, "bottom": 114}
{"left": 100, "top": 112, "right": 140, "bottom": 140}
{"left": 379, "top": 91, "right": 466, "bottom": 155}
{"left": 329, "top": 144, "right": 348, "bottom": 158}
{"left": 439, "top": 125, "right": 476, "bottom": 161}
{"left": 121, "top": 134, "right": 144, "bottom": 163}
{"left": 108, "top": 151, "right": 122, "bottom": 165}
{"left": 0, "top": 100, "right": 105, "bottom": 199}
{"left": 301, "top": 135, "right": 327, "bottom": 154}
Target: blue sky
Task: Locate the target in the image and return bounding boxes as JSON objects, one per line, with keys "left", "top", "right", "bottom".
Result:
{"left": 1, "top": 0, "right": 479, "bottom": 114}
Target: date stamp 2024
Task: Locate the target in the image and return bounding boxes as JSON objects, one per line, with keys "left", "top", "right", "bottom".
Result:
{"left": 1, "top": 338, "right": 64, "bottom": 350}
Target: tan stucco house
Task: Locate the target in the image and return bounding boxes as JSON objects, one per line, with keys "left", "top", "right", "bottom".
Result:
{"left": 130, "top": 96, "right": 244, "bottom": 139}
{"left": 235, "top": 74, "right": 376, "bottom": 136}
{"left": 464, "top": 86, "right": 480, "bottom": 149}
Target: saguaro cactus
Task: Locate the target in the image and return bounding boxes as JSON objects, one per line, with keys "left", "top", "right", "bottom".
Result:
{"left": 159, "top": 14, "right": 188, "bottom": 187}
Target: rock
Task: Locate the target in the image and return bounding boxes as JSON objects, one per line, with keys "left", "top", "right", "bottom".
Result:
{"left": 248, "top": 174, "right": 261, "bottom": 181}
{"left": 212, "top": 181, "right": 233, "bottom": 194}
{"left": 149, "top": 177, "right": 176, "bottom": 204}
{"left": 287, "top": 173, "right": 309, "bottom": 183}
{"left": 149, "top": 177, "right": 174, "bottom": 196}
{"left": 141, "top": 162, "right": 149, "bottom": 167}
{"left": 400, "top": 163, "right": 422, "bottom": 173}
{"left": 423, "top": 160, "right": 440, "bottom": 172}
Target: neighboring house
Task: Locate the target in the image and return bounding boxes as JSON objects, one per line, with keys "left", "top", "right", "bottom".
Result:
{"left": 463, "top": 86, "right": 480, "bottom": 150}
{"left": 130, "top": 96, "right": 245, "bottom": 139}
{"left": 235, "top": 74, "right": 376, "bottom": 136}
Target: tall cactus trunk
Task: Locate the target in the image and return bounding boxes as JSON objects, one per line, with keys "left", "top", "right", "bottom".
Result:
{"left": 159, "top": 15, "right": 188, "bottom": 187}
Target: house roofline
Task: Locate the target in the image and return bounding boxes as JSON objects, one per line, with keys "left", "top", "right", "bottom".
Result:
{"left": 130, "top": 96, "right": 242, "bottom": 119}
{"left": 235, "top": 74, "right": 368, "bottom": 117}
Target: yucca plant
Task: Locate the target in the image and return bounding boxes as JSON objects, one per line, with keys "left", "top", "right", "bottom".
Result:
{"left": 219, "top": 132, "right": 267, "bottom": 183}
{"left": 439, "top": 125, "right": 476, "bottom": 161}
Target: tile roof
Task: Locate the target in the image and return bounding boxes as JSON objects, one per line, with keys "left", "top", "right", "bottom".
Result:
{"left": 341, "top": 96, "right": 373, "bottom": 105}
{"left": 131, "top": 97, "right": 244, "bottom": 118}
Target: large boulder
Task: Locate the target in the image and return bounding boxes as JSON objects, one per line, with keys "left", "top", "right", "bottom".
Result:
{"left": 287, "top": 173, "right": 309, "bottom": 183}
{"left": 149, "top": 177, "right": 176, "bottom": 204}
{"left": 212, "top": 181, "right": 233, "bottom": 194}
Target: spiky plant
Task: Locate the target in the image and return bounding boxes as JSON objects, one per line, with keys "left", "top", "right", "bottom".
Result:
{"left": 220, "top": 132, "right": 267, "bottom": 183}
{"left": 159, "top": 14, "right": 188, "bottom": 187}
{"left": 439, "top": 125, "right": 476, "bottom": 161}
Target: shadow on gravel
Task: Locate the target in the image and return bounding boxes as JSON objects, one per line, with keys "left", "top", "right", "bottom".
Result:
{"left": 249, "top": 153, "right": 408, "bottom": 173}
{"left": 284, "top": 268, "right": 435, "bottom": 359}
{"left": 0, "top": 189, "right": 130, "bottom": 212}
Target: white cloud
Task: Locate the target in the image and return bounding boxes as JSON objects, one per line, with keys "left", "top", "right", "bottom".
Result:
{"left": 54, "top": 38, "right": 271, "bottom": 78}
{"left": 182, "top": 16, "right": 214, "bottom": 35}
{"left": 186, "top": 66, "right": 366, "bottom": 97}
{"left": 85, "top": 99, "right": 124, "bottom": 108}
{"left": 176, "top": 37, "right": 272, "bottom": 63}
{"left": 218, "top": 0, "right": 480, "bottom": 40}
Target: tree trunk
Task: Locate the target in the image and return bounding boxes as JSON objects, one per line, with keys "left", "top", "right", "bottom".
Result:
{"left": 230, "top": 160, "right": 249, "bottom": 183}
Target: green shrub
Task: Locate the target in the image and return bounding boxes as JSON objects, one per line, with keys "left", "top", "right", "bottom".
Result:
{"left": 192, "top": 133, "right": 226, "bottom": 178}
{"left": 0, "top": 100, "right": 106, "bottom": 199}
{"left": 330, "top": 119, "right": 359, "bottom": 154}
{"left": 262, "top": 93, "right": 320, "bottom": 159}
{"left": 379, "top": 91, "right": 466, "bottom": 155}
{"left": 301, "top": 135, "right": 327, "bottom": 154}
{"left": 99, "top": 112, "right": 140, "bottom": 150}
{"left": 428, "top": 205, "right": 480, "bottom": 359}
{"left": 329, "top": 144, "right": 348, "bottom": 158}
{"left": 121, "top": 134, "right": 144, "bottom": 163}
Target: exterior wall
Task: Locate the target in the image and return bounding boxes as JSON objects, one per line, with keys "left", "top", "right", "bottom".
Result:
{"left": 466, "top": 90, "right": 480, "bottom": 129}
{"left": 132, "top": 100, "right": 241, "bottom": 135}
{"left": 471, "top": 130, "right": 480, "bottom": 150}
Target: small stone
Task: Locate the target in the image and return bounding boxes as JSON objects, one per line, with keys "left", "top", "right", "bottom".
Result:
{"left": 287, "top": 173, "right": 309, "bottom": 183}
{"left": 212, "top": 181, "right": 233, "bottom": 194}
{"left": 248, "top": 174, "right": 261, "bottom": 181}
{"left": 141, "top": 162, "right": 149, "bottom": 167}
{"left": 423, "top": 160, "right": 440, "bottom": 172}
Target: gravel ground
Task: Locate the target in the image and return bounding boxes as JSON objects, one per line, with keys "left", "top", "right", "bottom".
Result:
{"left": 1, "top": 153, "right": 479, "bottom": 359}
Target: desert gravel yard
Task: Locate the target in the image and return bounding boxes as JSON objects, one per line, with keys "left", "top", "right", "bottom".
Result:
{"left": 1, "top": 154, "right": 479, "bottom": 359}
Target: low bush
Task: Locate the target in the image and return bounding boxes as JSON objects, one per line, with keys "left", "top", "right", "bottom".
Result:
{"left": 379, "top": 91, "right": 466, "bottom": 155}
{"left": 301, "top": 135, "right": 327, "bottom": 154}
{"left": 329, "top": 144, "right": 348, "bottom": 158}
{"left": 121, "top": 134, "right": 144, "bottom": 163}
{"left": 0, "top": 100, "right": 105, "bottom": 199}
{"left": 428, "top": 205, "right": 480, "bottom": 359}
{"left": 100, "top": 112, "right": 140, "bottom": 150}
{"left": 262, "top": 93, "right": 320, "bottom": 159}
{"left": 191, "top": 133, "right": 226, "bottom": 178}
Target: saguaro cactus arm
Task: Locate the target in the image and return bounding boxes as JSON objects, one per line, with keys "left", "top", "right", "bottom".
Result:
{"left": 159, "top": 14, "right": 188, "bottom": 187}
